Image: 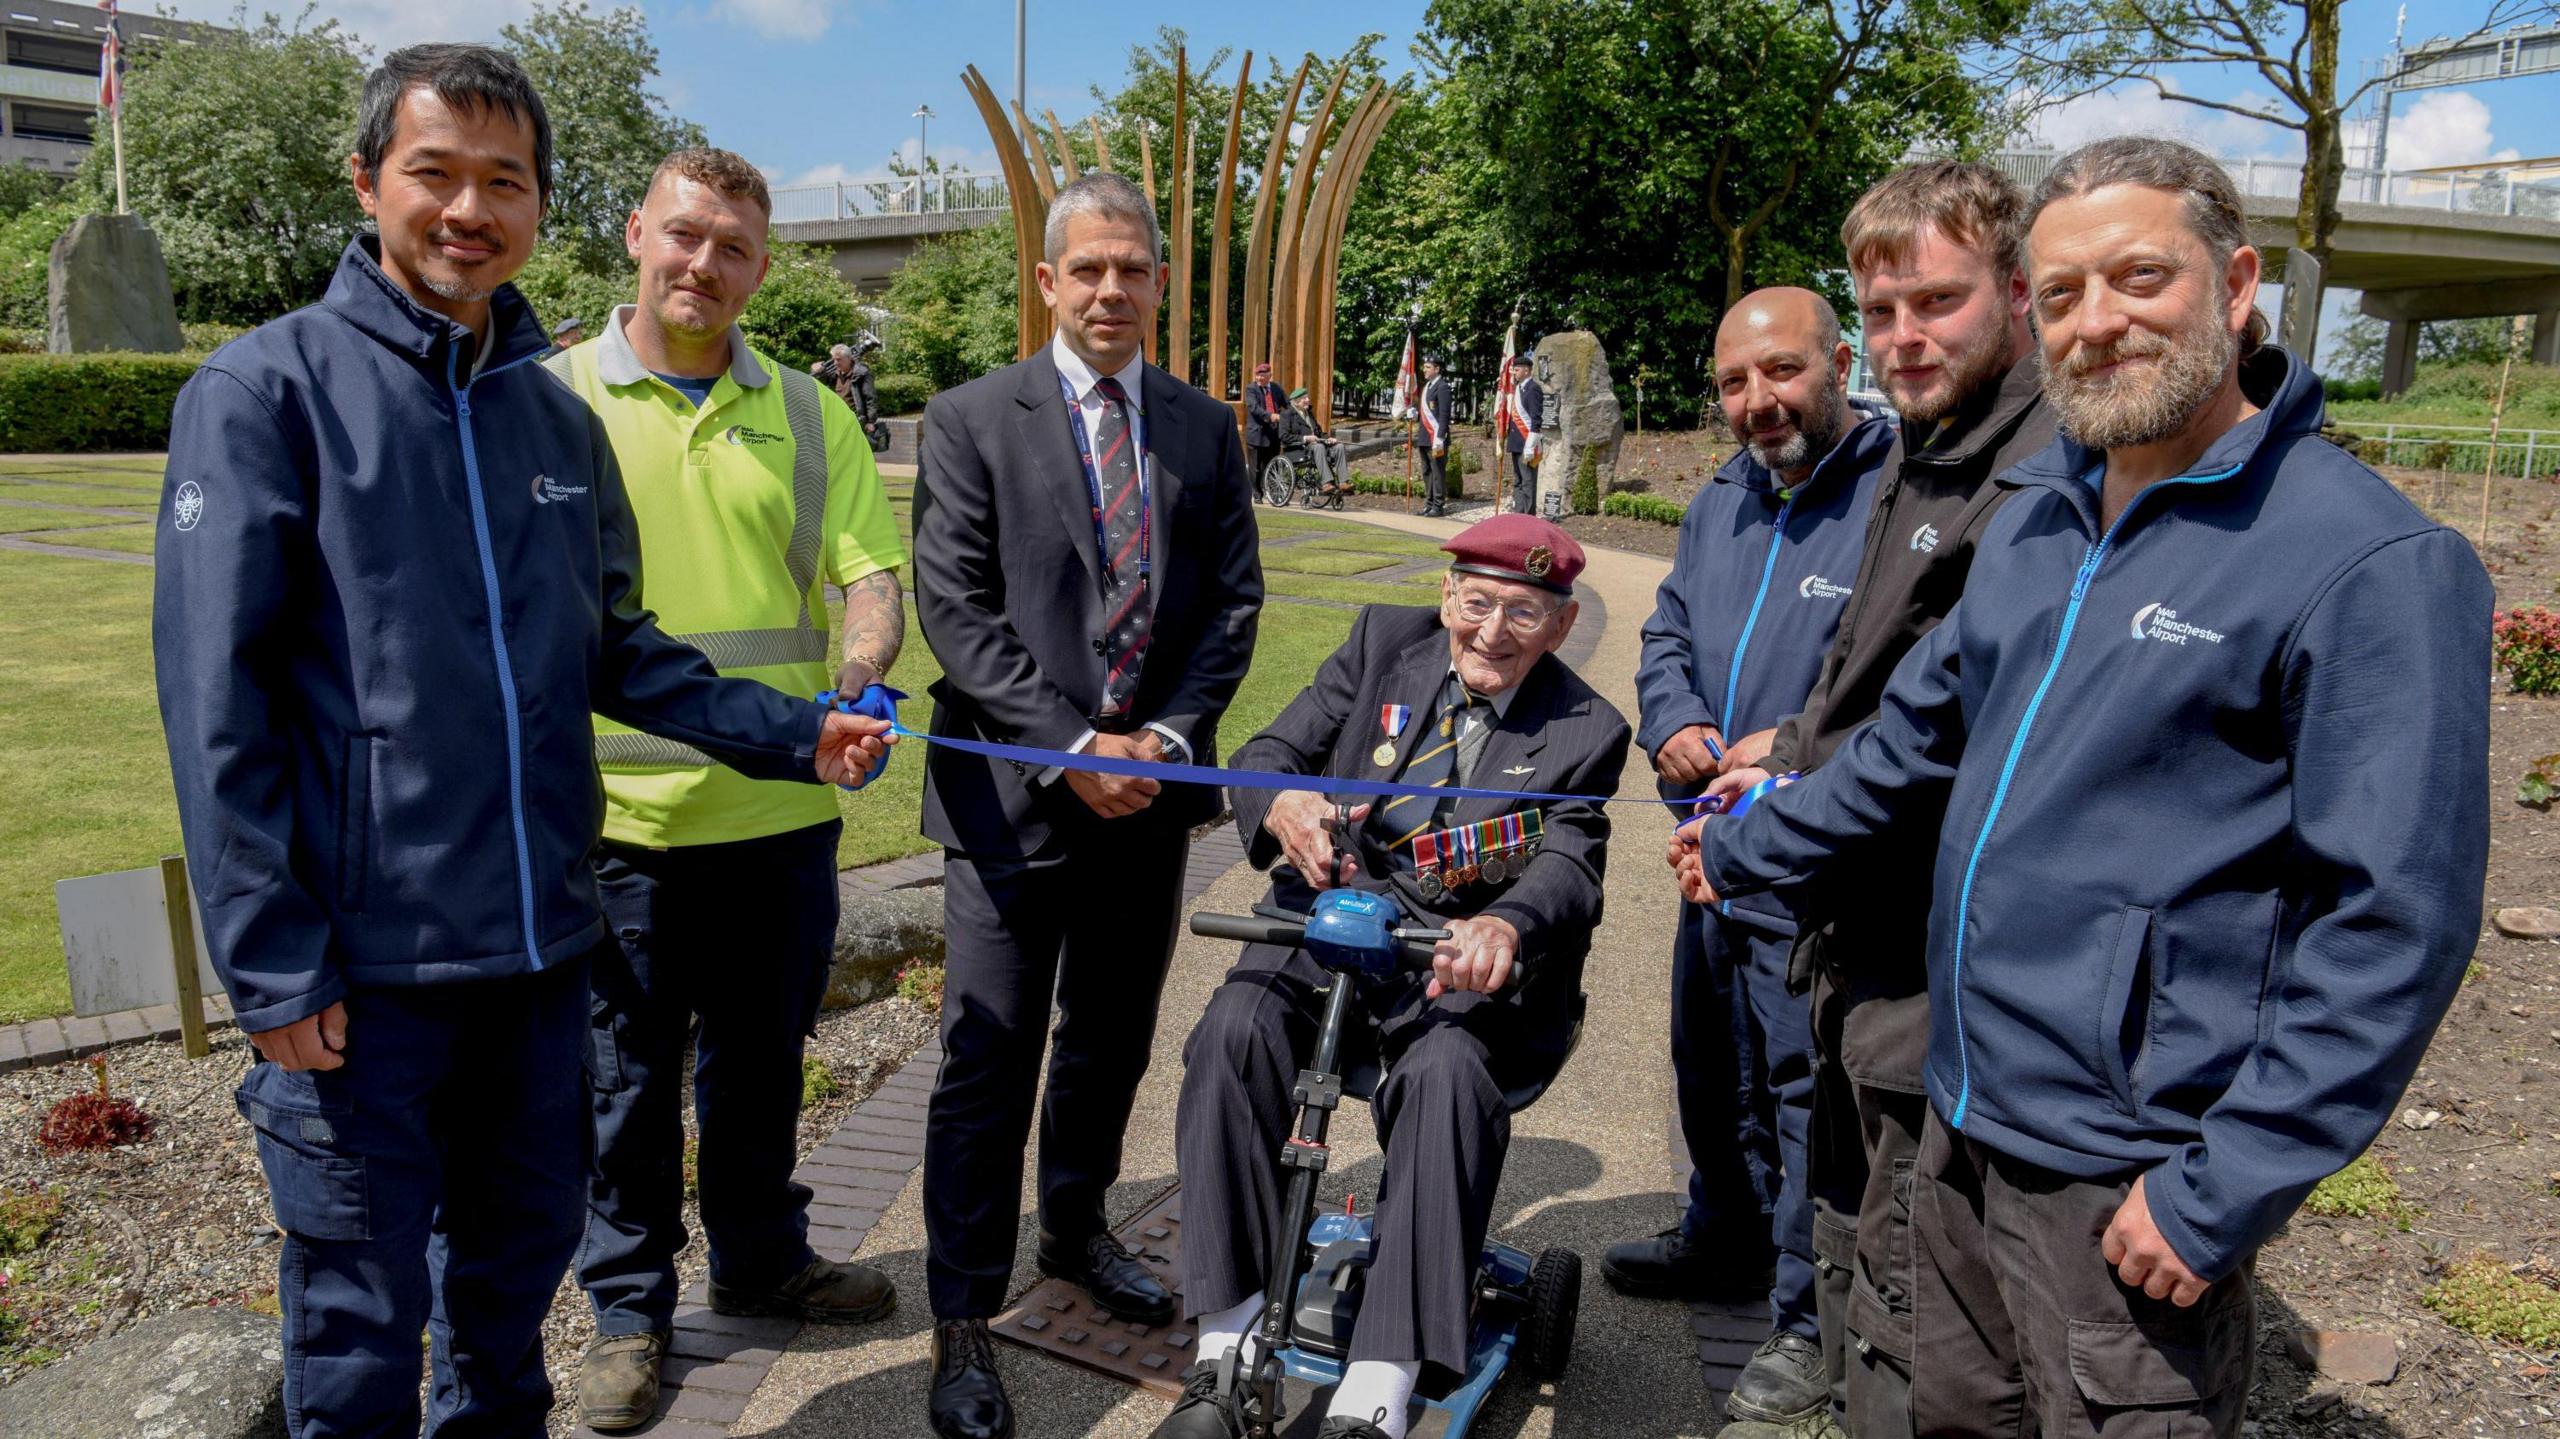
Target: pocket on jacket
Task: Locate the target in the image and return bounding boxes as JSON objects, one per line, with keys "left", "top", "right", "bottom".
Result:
{"left": 2099, "top": 907, "right": 2155, "bottom": 1115}
{"left": 2066, "top": 1280, "right": 2253, "bottom": 1408}
{"left": 335, "top": 735, "right": 375, "bottom": 913}
{"left": 236, "top": 1062, "right": 368, "bottom": 1242}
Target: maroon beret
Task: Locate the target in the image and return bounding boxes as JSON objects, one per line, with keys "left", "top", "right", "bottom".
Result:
{"left": 1441, "top": 513, "right": 1584, "bottom": 595}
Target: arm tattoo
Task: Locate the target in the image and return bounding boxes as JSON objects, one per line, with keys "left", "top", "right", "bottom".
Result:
{"left": 841, "top": 568, "right": 906, "bottom": 676}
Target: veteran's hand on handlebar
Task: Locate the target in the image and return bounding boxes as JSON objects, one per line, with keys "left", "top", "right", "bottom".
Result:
{"left": 1266, "top": 790, "right": 1369, "bottom": 882}
{"left": 815, "top": 710, "right": 895, "bottom": 787}
{"left": 1429, "top": 914, "right": 1519, "bottom": 998}
{"left": 1653, "top": 725, "right": 1726, "bottom": 787}
{"left": 252, "top": 1001, "right": 349, "bottom": 1072}
{"left": 1068, "top": 731, "right": 1164, "bottom": 818}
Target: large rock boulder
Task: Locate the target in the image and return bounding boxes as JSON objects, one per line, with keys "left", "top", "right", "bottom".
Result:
{"left": 1528, "top": 331, "right": 1624, "bottom": 518}
{"left": 0, "top": 1308, "right": 284, "bottom": 1439}
{"left": 47, "top": 213, "right": 185, "bottom": 355}
{"left": 827, "top": 887, "right": 945, "bottom": 1008}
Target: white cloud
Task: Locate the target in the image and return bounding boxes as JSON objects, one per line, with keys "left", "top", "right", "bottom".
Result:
{"left": 711, "top": 0, "right": 839, "bottom": 41}
{"left": 2344, "top": 90, "right": 2522, "bottom": 172}
{"left": 147, "top": 0, "right": 540, "bottom": 53}
{"left": 2021, "top": 80, "right": 2298, "bottom": 160}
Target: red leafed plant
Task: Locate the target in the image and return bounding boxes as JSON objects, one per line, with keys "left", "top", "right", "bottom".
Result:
{"left": 35, "top": 1057, "right": 154, "bottom": 1154}
{"left": 2493, "top": 607, "right": 2560, "bottom": 696}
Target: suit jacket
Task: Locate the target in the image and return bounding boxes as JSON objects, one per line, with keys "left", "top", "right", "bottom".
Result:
{"left": 914, "top": 347, "right": 1264, "bottom": 856}
{"left": 1505, "top": 378, "right": 1545, "bottom": 455}
{"left": 1412, "top": 376, "right": 1452, "bottom": 451}
{"left": 1228, "top": 605, "right": 1632, "bottom": 1101}
{"left": 1243, "top": 380, "right": 1290, "bottom": 447}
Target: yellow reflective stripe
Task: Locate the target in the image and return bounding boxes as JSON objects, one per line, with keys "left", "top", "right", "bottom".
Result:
{"left": 596, "top": 732, "right": 717, "bottom": 769}
{"left": 673, "top": 627, "right": 830, "bottom": 670}
{"left": 776, "top": 368, "right": 830, "bottom": 627}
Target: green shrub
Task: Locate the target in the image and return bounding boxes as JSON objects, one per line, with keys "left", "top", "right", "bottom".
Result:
{"left": 2423, "top": 1257, "right": 2560, "bottom": 1348}
{"left": 875, "top": 372, "right": 932, "bottom": 416}
{"left": 879, "top": 221, "right": 1018, "bottom": 391}
{"left": 2303, "top": 1153, "right": 2412, "bottom": 1227}
{"left": 2419, "top": 440, "right": 2456, "bottom": 471}
{"left": 739, "top": 243, "right": 863, "bottom": 374}
{"left": 1601, "top": 491, "right": 1686, "bottom": 525}
{"left": 1570, "top": 448, "right": 1600, "bottom": 515}
{"left": 2324, "top": 375, "right": 2383, "bottom": 404}
{"left": 0, "top": 1188, "right": 60, "bottom": 1255}
{"left": 2493, "top": 607, "right": 2560, "bottom": 695}
{"left": 800, "top": 1055, "right": 839, "bottom": 1105}
{"left": 2355, "top": 438, "right": 2388, "bottom": 466}
{"left": 0, "top": 200, "right": 75, "bottom": 331}
{"left": 0, "top": 352, "right": 200, "bottom": 452}
{"left": 507, "top": 248, "right": 635, "bottom": 349}
{"left": 181, "top": 322, "right": 250, "bottom": 353}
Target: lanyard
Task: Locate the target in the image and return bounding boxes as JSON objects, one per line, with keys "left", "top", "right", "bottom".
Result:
{"left": 1058, "top": 370, "right": 1152, "bottom": 585}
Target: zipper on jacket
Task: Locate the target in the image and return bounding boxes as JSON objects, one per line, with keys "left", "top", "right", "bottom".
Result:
{"left": 448, "top": 343, "right": 544, "bottom": 965}
{"left": 1715, "top": 492, "right": 1794, "bottom": 918}
{"left": 1945, "top": 462, "right": 2242, "bottom": 1129}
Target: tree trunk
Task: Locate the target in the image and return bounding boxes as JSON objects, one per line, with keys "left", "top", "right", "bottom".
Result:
{"left": 1722, "top": 223, "right": 1751, "bottom": 310}
{"left": 2297, "top": 0, "right": 2345, "bottom": 268}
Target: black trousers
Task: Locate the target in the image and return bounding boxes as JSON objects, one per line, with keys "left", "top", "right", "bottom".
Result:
{"left": 1505, "top": 451, "right": 1535, "bottom": 513}
{"left": 1249, "top": 442, "right": 1281, "bottom": 491}
{"left": 923, "top": 819, "right": 1191, "bottom": 1319}
{"left": 1807, "top": 960, "right": 1928, "bottom": 1439}
{"left": 1911, "top": 1108, "right": 2254, "bottom": 1439}
{"left": 1174, "top": 941, "right": 1509, "bottom": 1389}
{"left": 1415, "top": 446, "right": 1447, "bottom": 507}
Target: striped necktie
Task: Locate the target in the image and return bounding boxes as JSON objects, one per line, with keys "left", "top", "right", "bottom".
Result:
{"left": 1377, "top": 675, "right": 1487, "bottom": 861}
{"left": 1089, "top": 374, "right": 1153, "bottom": 717}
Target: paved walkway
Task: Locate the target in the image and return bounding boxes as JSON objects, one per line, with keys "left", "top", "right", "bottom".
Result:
{"left": 722, "top": 511, "right": 1727, "bottom": 1437}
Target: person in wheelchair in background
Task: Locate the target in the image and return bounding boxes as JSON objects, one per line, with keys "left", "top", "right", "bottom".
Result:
{"left": 1155, "top": 516, "right": 1632, "bottom": 1439}
{"left": 1280, "top": 387, "right": 1353, "bottom": 505}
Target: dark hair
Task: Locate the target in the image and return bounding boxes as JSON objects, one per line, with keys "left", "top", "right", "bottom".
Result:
{"left": 356, "top": 44, "right": 553, "bottom": 203}
{"left": 2029, "top": 137, "right": 2267, "bottom": 353}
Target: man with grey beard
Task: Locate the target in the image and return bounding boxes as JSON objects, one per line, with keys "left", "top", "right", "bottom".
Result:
{"left": 1684, "top": 136, "right": 2488, "bottom": 1438}
{"left": 1702, "top": 161, "right": 2053, "bottom": 1439}
{"left": 1621, "top": 286, "right": 1889, "bottom": 1431}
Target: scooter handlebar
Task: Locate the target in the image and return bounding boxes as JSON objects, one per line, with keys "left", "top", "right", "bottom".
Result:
{"left": 1187, "top": 912, "right": 1449, "bottom": 968}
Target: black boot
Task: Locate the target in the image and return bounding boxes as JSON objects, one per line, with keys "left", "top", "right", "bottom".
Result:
{"left": 1146, "top": 1358, "right": 1243, "bottom": 1439}
{"left": 929, "top": 1319, "right": 1013, "bottom": 1439}
{"left": 1723, "top": 1331, "right": 1828, "bottom": 1425}
{"left": 1600, "top": 1226, "right": 1774, "bottom": 1301}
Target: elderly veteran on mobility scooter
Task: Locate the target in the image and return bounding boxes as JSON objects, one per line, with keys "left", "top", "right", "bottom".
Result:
{"left": 1156, "top": 515, "right": 1632, "bottom": 1439}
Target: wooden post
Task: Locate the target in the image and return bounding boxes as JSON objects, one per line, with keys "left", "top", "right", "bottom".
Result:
{"left": 1206, "top": 51, "right": 1254, "bottom": 401}
{"left": 964, "top": 67, "right": 1049, "bottom": 360}
{"left": 159, "top": 855, "right": 209, "bottom": 1059}
{"left": 1044, "top": 109, "right": 1079, "bottom": 182}
{"left": 1240, "top": 57, "right": 1312, "bottom": 405}
{"left": 1404, "top": 417, "right": 1417, "bottom": 512}
{"left": 2484, "top": 313, "right": 2529, "bottom": 546}
{"left": 1169, "top": 48, "right": 1192, "bottom": 384}
{"left": 1011, "top": 100, "right": 1060, "bottom": 202}
{"left": 1304, "top": 88, "right": 1393, "bottom": 429}
{"left": 1268, "top": 63, "right": 1351, "bottom": 391}
{"left": 1090, "top": 116, "right": 1114, "bottom": 172}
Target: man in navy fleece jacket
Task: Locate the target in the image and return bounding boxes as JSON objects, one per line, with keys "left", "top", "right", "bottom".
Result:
{"left": 1682, "top": 137, "right": 2489, "bottom": 1438}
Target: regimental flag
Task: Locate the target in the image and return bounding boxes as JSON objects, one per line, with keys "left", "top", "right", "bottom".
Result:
{"left": 1390, "top": 321, "right": 1418, "bottom": 420}
{"left": 1492, "top": 313, "right": 1521, "bottom": 445}
{"left": 97, "top": 0, "right": 122, "bottom": 112}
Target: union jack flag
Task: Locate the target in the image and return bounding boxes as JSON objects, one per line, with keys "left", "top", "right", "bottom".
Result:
{"left": 97, "top": 0, "right": 123, "bottom": 113}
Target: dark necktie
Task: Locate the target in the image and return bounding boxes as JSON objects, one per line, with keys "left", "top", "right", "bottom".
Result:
{"left": 1376, "top": 674, "right": 1486, "bottom": 863}
{"left": 1090, "top": 374, "right": 1153, "bottom": 718}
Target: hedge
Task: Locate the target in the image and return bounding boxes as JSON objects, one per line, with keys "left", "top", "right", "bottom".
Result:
{"left": 0, "top": 351, "right": 201, "bottom": 452}
{"left": 1600, "top": 490, "right": 1686, "bottom": 526}
{"left": 876, "top": 372, "right": 932, "bottom": 417}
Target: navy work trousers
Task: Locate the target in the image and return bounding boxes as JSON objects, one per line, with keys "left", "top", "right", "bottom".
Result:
{"left": 580, "top": 819, "right": 842, "bottom": 1335}
{"left": 236, "top": 958, "right": 590, "bottom": 1438}
{"left": 1672, "top": 902, "right": 1818, "bottom": 1339}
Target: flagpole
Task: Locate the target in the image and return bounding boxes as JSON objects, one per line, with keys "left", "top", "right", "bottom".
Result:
{"left": 111, "top": 100, "right": 126, "bottom": 214}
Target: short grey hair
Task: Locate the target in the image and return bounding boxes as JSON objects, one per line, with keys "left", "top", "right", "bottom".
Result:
{"left": 2027, "top": 136, "right": 2266, "bottom": 351}
{"left": 1043, "top": 171, "right": 1163, "bottom": 266}
{"left": 830, "top": 344, "right": 853, "bottom": 360}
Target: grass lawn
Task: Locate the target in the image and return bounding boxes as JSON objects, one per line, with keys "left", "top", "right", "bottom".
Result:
{"left": 0, "top": 457, "right": 1418, "bottom": 1021}
{"left": 17, "top": 525, "right": 156, "bottom": 555}
{"left": 1262, "top": 548, "right": 1406, "bottom": 577}
{"left": 0, "top": 483, "right": 160, "bottom": 509}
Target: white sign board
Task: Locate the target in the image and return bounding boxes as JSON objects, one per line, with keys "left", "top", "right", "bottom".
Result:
{"left": 56, "top": 866, "right": 219, "bottom": 1017}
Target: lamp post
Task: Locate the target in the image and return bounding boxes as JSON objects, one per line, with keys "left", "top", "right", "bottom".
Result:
{"left": 913, "top": 103, "right": 935, "bottom": 209}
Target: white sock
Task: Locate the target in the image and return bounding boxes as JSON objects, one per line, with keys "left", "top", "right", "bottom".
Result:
{"left": 1194, "top": 1290, "right": 1267, "bottom": 1366}
{"left": 1326, "top": 1359, "right": 1420, "bottom": 1438}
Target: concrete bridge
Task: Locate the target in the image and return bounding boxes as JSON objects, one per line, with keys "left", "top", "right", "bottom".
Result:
{"left": 790, "top": 156, "right": 2560, "bottom": 395}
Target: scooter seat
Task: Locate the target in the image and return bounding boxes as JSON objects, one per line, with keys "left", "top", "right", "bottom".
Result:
{"left": 1337, "top": 995, "right": 1586, "bottom": 1115}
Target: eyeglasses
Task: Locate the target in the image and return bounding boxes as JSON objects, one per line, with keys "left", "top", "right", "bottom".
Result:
{"left": 1450, "top": 588, "right": 1562, "bottom": 635}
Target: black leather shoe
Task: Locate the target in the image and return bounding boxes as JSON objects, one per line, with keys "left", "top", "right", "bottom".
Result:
{"left": 1314, "top": 1415, "right": 1392, "bottom": 1439}
{"left": 1037, "top": 1230, "right": 1177, "bottom": 1325}
{"left": 929, "top": 1319, "right": 1013, "bottom": 1439}
{"left": 1722, "top": 1330, "right": 1828, "bottom": 1424}
{"left": 1146, "top": 1358, "right": 1243, "bottom": 1439}
{"left": 1600, "top": 1226, "right": 1775, "bottom": 1301}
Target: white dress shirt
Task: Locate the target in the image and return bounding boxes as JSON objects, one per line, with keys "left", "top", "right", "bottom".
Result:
{"left": 1043, "top": 331, "right": 1189, "bottom": 779}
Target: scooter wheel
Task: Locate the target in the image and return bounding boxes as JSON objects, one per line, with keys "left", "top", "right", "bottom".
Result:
{"left": 1519, "top": 1247, "right": 1581, "bottom": 1378}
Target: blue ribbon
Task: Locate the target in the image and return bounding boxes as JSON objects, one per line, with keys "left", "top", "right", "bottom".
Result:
{"left": 877, "top": 719, "right": 1708, "bottom": 813}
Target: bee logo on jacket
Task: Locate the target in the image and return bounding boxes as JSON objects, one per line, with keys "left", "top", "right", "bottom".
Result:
{"left": 172, "top": 481, "right": 204, "bottom": 532}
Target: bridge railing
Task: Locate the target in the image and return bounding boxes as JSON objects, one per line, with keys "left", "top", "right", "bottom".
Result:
{"left": 767, "top": 172, "right": 1012, "bottom": 225}
{"left": 1990, "top": 150, "right": 2560, "bottom": 221}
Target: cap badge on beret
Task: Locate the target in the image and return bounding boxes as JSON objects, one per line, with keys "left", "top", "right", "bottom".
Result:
{"left": 1525, "top": 545, "right": 1554, "bottom": 579}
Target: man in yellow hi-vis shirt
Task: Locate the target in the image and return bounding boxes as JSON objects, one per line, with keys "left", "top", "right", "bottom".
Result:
{"left": 545, "top": 147, "right": 909, "bottom": 1432}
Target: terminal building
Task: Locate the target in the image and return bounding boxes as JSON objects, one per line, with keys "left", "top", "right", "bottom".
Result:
{"left": 3, "top": 0, "right": 219, "bottom": 175}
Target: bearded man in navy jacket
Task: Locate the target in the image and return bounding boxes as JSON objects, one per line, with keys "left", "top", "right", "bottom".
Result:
{"left": 1683, "top": 137, "right": 2490, "bottom": 1437}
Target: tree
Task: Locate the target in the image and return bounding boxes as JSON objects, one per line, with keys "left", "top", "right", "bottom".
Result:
{"left": 2328, "top": 313, "right": 2519, "bottom": 381}
{"left": 501, "top": 0, "right": 703, "bottom": 274}
{"left": 879, "top": 220, "right": 1018, "bottom": 390}
{"left": 73, "top": 8, "right": 366, "bottom": 324}
{"left": 2004, "top": 1, "right": 2549, "bottom": 321}
{"left": 739, "top": 243, "right": 866, "bottom": 373}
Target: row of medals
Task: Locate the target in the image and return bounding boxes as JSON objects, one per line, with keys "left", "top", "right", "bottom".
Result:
{"left": 1416, "top": 831, "right": 1541, "bottom": 901}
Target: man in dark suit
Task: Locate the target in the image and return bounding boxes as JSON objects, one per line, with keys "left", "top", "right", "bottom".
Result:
{"left": 911, "top": 171, "right": 1265, "bottom": 1439}
{"left": 1413, "top": 356, "right": 1452, "bottom": 516}
{"left": 1151, "top": 516, "right": 1631, "bottom": 1439}
{"left": 1245, "top": 360, "right": 1289, "bottom": 493}
{"left": 1502, "top": 352, "right": 1545, "bottom": 514}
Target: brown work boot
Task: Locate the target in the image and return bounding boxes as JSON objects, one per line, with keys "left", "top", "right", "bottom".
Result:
{"left": 709, "top": 1255, "right": 898, "bottom": 1324}
{"left": 577, "top": 1330, "right": 668, "bottom": 1433}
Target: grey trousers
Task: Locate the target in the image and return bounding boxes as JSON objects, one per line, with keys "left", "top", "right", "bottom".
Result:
{"left": 1910, "top": 1108, "right": 2254, "bottom": 1439}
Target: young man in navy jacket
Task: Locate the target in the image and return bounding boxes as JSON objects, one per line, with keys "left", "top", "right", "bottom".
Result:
{"left": 152, "top": 47, "right": 884, "bottom": 1436}
{"left": 1618, "top": 288, "right": 1887, "bottom": 1428}
{"left": 1683, "top": 137, "right": 2490, "bottom": 1436}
